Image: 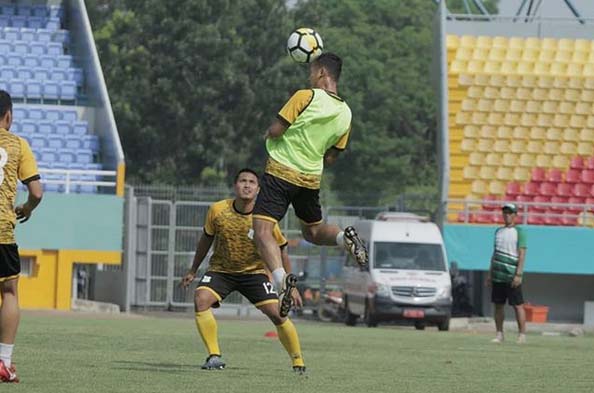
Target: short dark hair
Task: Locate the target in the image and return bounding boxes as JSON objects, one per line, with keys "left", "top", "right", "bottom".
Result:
{"left": 311, "top": 52, "right": 342, "bottom": 82}
{"left": 0, "top": 90, "right": 12, "bottom": 119}
{"left": 234, "top": 168, "right": 259, "bottom": 183}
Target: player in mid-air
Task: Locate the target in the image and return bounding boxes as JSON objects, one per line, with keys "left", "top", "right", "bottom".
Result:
{"left": 0, "top": 91, "right": 43, "bottom": 383}
{"left": 180, "top": 168, "right": 305, "bottom": 373}
{"left": 252, "top": 52, "right": 368, "bottom": 317}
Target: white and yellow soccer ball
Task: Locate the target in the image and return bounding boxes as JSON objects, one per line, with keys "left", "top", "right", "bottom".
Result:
{"left": 286, "top": 28, "right": 324, "bottom": 63}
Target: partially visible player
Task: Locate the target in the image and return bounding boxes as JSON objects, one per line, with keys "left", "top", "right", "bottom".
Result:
{"left": 252, "top": 53, "right": 368, "bottom": 317}
{"left": 0, "top": 91, "right": 43, "bottom": 383}
{"left": 180, "top": 168, "right": 305, "bottom": 373}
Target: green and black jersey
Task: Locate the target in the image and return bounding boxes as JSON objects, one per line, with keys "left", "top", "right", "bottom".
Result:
{"left": 491, "top": 226, "right": 527, "bottom": 284}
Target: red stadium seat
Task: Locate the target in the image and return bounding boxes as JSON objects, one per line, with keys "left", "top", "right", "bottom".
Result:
{"left": 505, "top": 182, "right": 522, "bottom": 197}
{"left": 565, "top": 169, "right": 581, "bottom": 183}
{"left": 581, "top": 170, "right": 594, "bottom": 184}
{"left": 539, "top": 182, "right": 556, "bottom": 196}
{"left": 587, "top": 157, "right": 594, "bottom": 170}
{"left": 591, "top": 184, "right": 594, "bottom": 197}
{"left": 482, "top": 195, "right": 500, "bottom": 211}
{"left": 561, "top": 212, "right": 579, "bottom": 226}
{"left": 550, "top": 196, "right": 568, "bottom": 212}
{"left": 556, "top": 183, "right": 573, "bottom": 197}
{"left": 528, "top": 213, "right": 546, "bottom": 225}
{"left": 586, "top": 198, "right": 594, "bottom": 211}
{"left": 471, "top": 211, "right": 494, "bottom": 224}
{"left": 523, "top": 182, "right": 540, "bottom": 196}
{"left": 543, "top": 210, "right": 562, "bottom": 226}
{"left": 457, "top": 211, "right": 470, "bottom": 223}
{"left": 547, "top": 169, "right": 563, "bottom": 183}
{"left": 531, "top": 167, "right": 546, "bottom": 182}
{"left": 573, "top": 183, "right": 590, "bottom": 198}
{"left": 567, "top": 197, "right": 585, "bottom": 213}
{"left": 531, "top": 195, "right": 550, "bottom": 212}
{"left": 570, "top": 156, "right": 584, "bottom": 170}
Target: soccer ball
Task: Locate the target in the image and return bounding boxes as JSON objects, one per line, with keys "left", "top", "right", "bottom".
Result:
{"left": 286, "top": 28, "right": 323, "bottom": 63}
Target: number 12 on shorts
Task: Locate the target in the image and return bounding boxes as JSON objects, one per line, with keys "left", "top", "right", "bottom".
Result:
{"left": 262, "top": 282, "right": 277, "bottom": 295}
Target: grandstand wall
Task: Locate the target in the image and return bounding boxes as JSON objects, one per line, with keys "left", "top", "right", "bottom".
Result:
{"left": 436, "top": 5, "right": 594, "bottom": 322}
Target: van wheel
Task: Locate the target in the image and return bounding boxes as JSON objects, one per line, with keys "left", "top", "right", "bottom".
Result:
{"left": 437, "top": 318, "right": 450, "bottom": 331}
{"left": 414, "top": 321, "right": 426, "bottom": 330}
{"left": 364, "top": 301, "right": 378, "bottom": 328}
{"left": 344, "top": 296, "right": 358, "bottom": 326}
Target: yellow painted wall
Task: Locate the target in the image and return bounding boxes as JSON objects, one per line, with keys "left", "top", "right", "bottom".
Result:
{"left": 17, "top": 249, "right": 122, "bottom": 310}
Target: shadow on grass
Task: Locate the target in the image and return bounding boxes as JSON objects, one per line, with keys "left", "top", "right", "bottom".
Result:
{"left": 112, "top": 360, "right": 250, "bottom": 374}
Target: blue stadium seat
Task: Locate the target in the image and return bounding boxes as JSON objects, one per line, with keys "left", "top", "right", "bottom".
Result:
{"left": 82, "top": 135, "right": 99, "bottom": 152}
{"left": 0, "top": 67, "right": 16, "bottom": 79}
{"left": 11, "top": 122, "right": 21, "bottom": 134}
{"left": 47, "top": 135, "right": 64, "bottom": 149}
{"left": 36, "top": 29, "right": 52, "bottom": 43}
{"left": 37, "top": 121, "right": 54, "bottom": 134}
{"left": 27, "top": 17, "right": 43, "bottom": 29}
{"left": 85, "top": 163, "right": 103, "bottom": 171}
{"left": 59, "top": 149, "right": 76, "bottom": 164}
{"left": 21, "top": 120, "right": 37, "bottom": 134}
{"left": 46, "top": 109, "right": 61, "bottom": 121}
{"left": 42, "top": 81, "right": 59, "bottom": 100}
{"left": 6, "top": 56, "right": 21, "bottom": 67}
{"left": 32, "top": 5, "right": 47, "bottom": 18}
{"left": 65, "top": 135, "right": 82, "bottom": 149}
{"left": 30, "top": 42, "right": 45, "bottom": 55}
{"left": 68, "top": 68, "right": 84, "bottom": 86}
{"left": 60, "top": 81, "right": 77, "bottom": 101}
{"left": 16, "top": 6, "right": 32, "bottom": 16}
{"left": 73, "top": 121, "right": 88, "bottom": 135}
{"left": 28, "top": 108, "right": 44, "bottom": 120}
{"left": 10, "top": 16, "right": 27, "bottom": 28}
{"left": 56, "top": 55, "right": 72, "bottom": 69}
{"left": 1, "top": 5, "right": 15, "bottom": 16}
{"left": 20, "top": 27, "right": 35, "bottom": 41}
{"left": 0, "top": 40, "right": 10, "bottom": 53}
{"left": 13, "top": 41, "right": 28, "bottom": 54}
{"left": 0, "top": 18, "right": 8, "bottom": 28}
{"left": 47, "top": 42, "right": 62, "bottom": 56}
{"left": 24, "top": 55, "right": 39, "bottom": 67}
{"left": 46, "top": 17, "right": 60, "bottom": 31}
{"left": 3, "top": 27, "right": 19, "bottom": 41}
{"left": 26, "top": 81, "right": 42, "bottom": 99}
{"left": 9, "top": 80, "right": 25, "bottom": 98}
{"left": 0, "top": 81, "right": 7, "bottom": 91}
{"left": 62, "top": 110, "right": 77, "bottom": 122}
{"left": 49, "top": 5, "right": 63, "bottom": 19}
{"left": 12, "top": 107, "right": 27, "bottom": 120}
{"left": 55, "top": 120, "right": 72, "bottom": 134}
{"left": 76, "top": 150, "right": 93, "bottom": 164}
{"left": 30, "top": 134, "right": 46, "bottom": 149}
{"left": 0, "top": 54, "right": 5, "bottom": 66}
{"left": 50, "top": 68, "right": 67, "bottom": 82}
{"left": 33, "top": 67, "right": 49, "bottom": 80}
{"left": 16, "top": 66, "right": 33, "bottom": 80}
{"left": 52, "top": 30, "right": 69, "bottom": 46}
{"left": 39, "top": 55, "right": 56, "bottom": 68}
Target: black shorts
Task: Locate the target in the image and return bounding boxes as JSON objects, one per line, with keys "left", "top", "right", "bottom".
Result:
{"left": 491, "top": 282, "right": 524, "bottom": 306}
{"left": 253, "top": 173, "right": 322, "bottom": 224}
{"left": 0, "top": 244, "right": 20, "bottom": 282}
{"left": 196, "top": 271, "right": 278, "bottom": 307}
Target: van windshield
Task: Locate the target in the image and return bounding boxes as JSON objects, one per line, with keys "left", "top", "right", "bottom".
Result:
{"left": 373, "top": 242, "right": 446, "bottom": 271}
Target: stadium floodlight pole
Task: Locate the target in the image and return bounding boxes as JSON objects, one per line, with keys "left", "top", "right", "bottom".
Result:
{"left": 471, "top": 0, "right": 490, "bottom": 16}
{"left": 462, "top": 0, "right": 471, "bottom": 14}
{"left": 563, "top": 0, "right": 585, "bottom": 24}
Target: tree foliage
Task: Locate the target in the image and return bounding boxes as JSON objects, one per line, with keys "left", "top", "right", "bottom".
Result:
{"left": 89, "top": 0, "right": 498, "bottom": 205}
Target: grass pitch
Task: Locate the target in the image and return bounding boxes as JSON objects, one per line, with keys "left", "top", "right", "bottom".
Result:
{"left": 8, "top": 312, "right": 594, "bottom": 392}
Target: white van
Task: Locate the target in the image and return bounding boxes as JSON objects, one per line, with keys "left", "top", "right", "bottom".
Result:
{"left": 342, "top": 212, "right": 452, "bottom": 330}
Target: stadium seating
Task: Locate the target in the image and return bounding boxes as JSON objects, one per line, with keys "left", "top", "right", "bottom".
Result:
{"left": 447, "top": 35, "right": 594, "bottom": 226}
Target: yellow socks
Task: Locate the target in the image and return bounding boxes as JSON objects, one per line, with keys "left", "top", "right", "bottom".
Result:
{"left": 195, "top": 309, "right": 220, "bottom": 355}
{"left": 276, "top": 319, "right": 304, "bottom": 367}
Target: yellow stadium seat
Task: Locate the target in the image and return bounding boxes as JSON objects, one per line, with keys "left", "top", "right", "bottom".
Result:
{"left": 516, "top": 62, "right": 534, "bottom": 74}
{"left": 463, "top": 125, "right": 480, "bottom": 139}
{"left": 467, "top": 86, "right": 483, "bottom": 98}
{"left": 505, "top": 48, "right": 522, "bottom": 61}
{"left": 450, "top": 88, "right": 467, "bottom": 101}
{"left": 467, "top": 60, "right": 484, "bottom": 73}
{"left": 531, "top": 87, "right": 547, "bottom": 100}
{"left": 494, "top": 99, "right": 510, "bottom": 112}
{"left": 536, "top": 154, "right": 552, "bottom": 167}
{"left": 461, "top": 99, "right": 476, "bottom": 111}
{"left": 567, "top": 64, "right": 583, "bottom": 77}
{"left": 480, "top": 125, "right": 497, "bottom": 139}
{"left": 565, "top": 89, "right": 581, "bottom": 102}
{"left": 471, "top": 180, "right": 487, "bottom": 195}
{"left": 516, "top": 88, "right": 531, "bottom": 100}
{"left": 472, "top": 112, "right": 488, "bottom": 125}
{"left": 577, "top": 142, "right": 594, "bottom": 155}
{"left": 458, "top": 74, "right": 474, "bottom": 86}
{"left": 502, "top": 153, "right": 519, "bottom": 167}
{"left": 547, "top": 89, "right": 564, "bottom": 101}
{"left": 570, "top": 115, "right": 586, "bottom": 128}
{"left": 541, "top": 38, "right": 558, "bottom": 50}
{"left": 560, "top": 142, "right": 577, "bottom": 155}
{"left": 538, "top": 50, "right": 555, "bottom": 63}
{"left": 580, "top": 128, "right": 594, "bottom": 141}
{"left": 500, "top": 87, "right": 515, "bottom": 99}
{"left": 521, "top": 75, "right": 537, "bottom": 88}
{"left": 450, "top": 183, "right": 471, "bottom": 198}
{"left": 537, "top": 113, "right": 554, "bottom": 127}
{"left": 552, "top": 155, "right": 569, "bottom": 169}
{"left": 555, "top": 50, "right": 572, "bottom": 63}
{"left": 544, "top": 141, "right": 560, "bottom": 155}
{"left": 463, "top": 166, "right": 479, "bottom": 180}
{"left": 489, "top": 181, "right": 505, "bottom": 195}
{"left": 530, "top": 127, "right": 546, "bottom": 140}
{"left": 488, "top": 48, "right": 505, "bottom": 61}
{"left": 504, "top": 75, "right": 521, "bottom": 88}
{"left": 524, "top": 37, "right": 541, "bottom": 49}
{"left": 520, "top": 153, "right": 536, "bottom": 168}
{"left": 563, "top": 128, "right": 580, "bottom": 142}
{"left": 542, "top": 101, "right": 558, "bottom": 113}
{"left": 450, "top": 127, "right": 463, "bottom": 142}
{"left": 587, "top": 116, "right": 594, "bottom": 128}
{"left": 447, "top": 35, "right": 460, "bottom": 49}
{"left": 497, "top": 126, "right": 513, "bottom": 139}
{"left": 496, "top": 167, "right": 513, "bottom": 181}
{"left": 494, "top": 140, "right": 509, "bottom": 152}
{"left": 578, "top": 212, "right": 594, "bottom": 228}
{"left": 559, "top": 102, "right": 575, "bottom": 114}
{"left": 574, "top": 39, "right": 590, "bottom": 52}
{"left": 521, "top": 48, "right": 538, "bottom": 62}
{"left": 504, "top": 113, "right": 520, "bottom": 126}
{"left": 469, "top": 152, "right": 485, "bottom": 166}
{"left": 508, "top": 37, "right": 525, "bottom": 49}
{"left": 520, "top": 113, "right": 536, "bottom": 127}
{"left": 533, "top": 62, "right": 550, "bottom": 75}
{"left": 476, "top": 36, "right": 493, "bottom": 48}
{"left": 513, "top": 167, "right": 530, "bottom": 181}
{"left": 460, "top": 139, "right": 476, "bottom": 152}
{"left": 472, "top": 48, "right": 489, "bottom": 60}
{"left": 492, "top": 36, "right": 508, "bottom": 48}
{"left": 455, "top": 111, "right": 471, "bottom": 125}
{"left": 460, "top": 35, "right": 477, "bottom": 48}
{"left": 550, "top": 63, "right": 568, "bottom": 75}
{"left": 450, "top": 141, "right": 462, "bottom": 154}
{"left": 474, "top": 74, "right": 491, "bottom": 86}
{"left": 557, "top": 38, "right": 574, "bottom": 51}
{"left": 484, "top": 61, "right": 501, "bottom": 74}
{"left": 450, "top": 168, "right": 464, "bottom": 182}
{"left": 451, "top": 154, "right": 469, "bottom": 168}
{"left": 450, "top": 60, "right": 467, "bottom": 74}
{"left": 477, "top": 139, "right": 494, "bottom": 152}
{"left": 477, "top": 99, "right": 493, "bottom": 112}
{"left": 583, "top": 64, "right": 594, "bottom": 77}
{"left": 486, "top": 153, "right": 502, "bottom": 166}
{"left": 479, "top": 166, "right": 496, "bottom": 180}
{"left": 490, "top": 74, "right": 507, "bottom": 86}
{"left": 527, "top": 141, "right": 544, "bottom": 154}
{"left": 574, "top": 101, "right": 590, "bottom": 115}
{"left": 525, "top": 100, "right": 541, "bottom": 113}
{"left": 546, "top": 127, "right": 563, "bottom": 141}
{"left": 510, "top": 140, "right": 526, "bottom": 153}
{"left": 513, "top": 127, "right": 530, "bottom": 139}
{"left": 553, "top": 77, "right": 568, "bottom": 89}
{"left": 483, "top": 87, "right": 499, "bottom": 99}
{"left": 580, "top": 90, "right": 594, "bottom": 102}
{"left": 537, "top": 76, "right": 554, "bottom": 88}
{"left": 572, "top": 51, "right": 588, "bottom": 64}
{"left": 456, "top": 47, "right": 473, "bottom": 61}
{"left": 499, "top": 61, "right": 517, "bottom": 75}
{"left": 449, "top": 101, "right": 461, "bottom": 114}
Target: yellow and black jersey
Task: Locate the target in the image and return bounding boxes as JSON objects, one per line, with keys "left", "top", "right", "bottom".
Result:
{"left": 204, "top": 199, "right": 287, "bottom": 274}
{"left": 0, "top": 128, "right": 39, "bottom": 244}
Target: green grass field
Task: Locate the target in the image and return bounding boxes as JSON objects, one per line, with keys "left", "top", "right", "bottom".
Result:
{"left": 7, "top": 313, "right": 594, "bottom": 392}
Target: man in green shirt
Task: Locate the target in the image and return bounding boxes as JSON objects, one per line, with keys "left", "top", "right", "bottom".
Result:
{"left": 486, "top": 203, "right": 527, "bottom": 344}
{"left": 252, "top": 53, "right": 368, "bottom": 317}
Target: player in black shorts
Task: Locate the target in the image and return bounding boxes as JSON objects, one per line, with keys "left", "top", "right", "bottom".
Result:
{"left": 180, "top": 168, "right": 305, "bottom": 373}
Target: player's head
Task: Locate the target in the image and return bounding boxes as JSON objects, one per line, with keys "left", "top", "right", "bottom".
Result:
{"left": 502, "top": 203, "right": 517, "bottom": 226}
{"left": 0, "top": 90, "right": 12, "bottom": 130}
{"left": 309, "top": 52, "right": 342, "bottom": 87}
{"left": 233, "top": 168, "right": 260, "bottom": 201}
